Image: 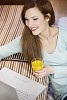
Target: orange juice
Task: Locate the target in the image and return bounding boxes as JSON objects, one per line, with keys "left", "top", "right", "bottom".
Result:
{"left": 32, "top": 58, "right": 44, "bottom": 71}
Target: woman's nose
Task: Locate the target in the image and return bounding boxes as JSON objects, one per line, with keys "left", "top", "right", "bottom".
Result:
{"left": 28, "top": 20, "right": 34, "bottom": 28}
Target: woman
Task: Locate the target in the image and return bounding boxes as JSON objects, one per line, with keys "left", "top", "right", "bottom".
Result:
{"left": 0, "top": 0, "right": 67, "bottom": 99}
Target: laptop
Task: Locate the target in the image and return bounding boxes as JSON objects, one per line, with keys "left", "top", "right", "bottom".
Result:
{"left": 0, "top": 67, "right": 46, "bottom": 100}
{"left": 0, "top": 81, "right": 35, "bottom": 100}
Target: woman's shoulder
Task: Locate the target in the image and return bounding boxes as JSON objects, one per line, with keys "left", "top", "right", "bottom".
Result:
{"left": 58, "top": 26, "right": 67, "bottom": 44}
{"left": 58, "top": 17, "right": 67, "bottom": 36}
{"left": 51, "top": 26, "right": 67, "bottom": 41}
{"left": 59, "top": 26, "right": 67, "bottom": 36}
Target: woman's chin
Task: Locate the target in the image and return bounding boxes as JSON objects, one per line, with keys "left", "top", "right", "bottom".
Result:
{"left": 32, "top": 32, "right": 39, "bottom": 36}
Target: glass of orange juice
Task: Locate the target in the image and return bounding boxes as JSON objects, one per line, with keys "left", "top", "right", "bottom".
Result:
{"left": 31, "top": 58, "right": 44, "bottom": 71}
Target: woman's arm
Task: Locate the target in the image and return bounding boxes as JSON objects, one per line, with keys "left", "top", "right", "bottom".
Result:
{"left": 0, "top": 36, "right": 22, "bottom": 60}
{"left": 33, "top": 65, "right": 67, "bottom": 79}
{"left": 33, "top": 66, "right": 55, "bottom": 78}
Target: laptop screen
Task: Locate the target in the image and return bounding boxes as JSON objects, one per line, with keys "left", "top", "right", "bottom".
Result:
{"left": 0, "top": 81, "right": 35, "bottom": 100}
{"left": 0, "top": 81, "right": 19, "bottom": 100}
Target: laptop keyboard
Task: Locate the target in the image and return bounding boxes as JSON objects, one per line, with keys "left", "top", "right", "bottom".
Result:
{"left": 16, "top": 88, "right": 30, "bottom": 100}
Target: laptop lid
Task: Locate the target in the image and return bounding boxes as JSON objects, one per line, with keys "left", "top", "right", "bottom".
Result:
{"left": 0, "top": 81, "right": 19, "bottom": 100}
{"left": 0, "top": 81, "right": 35, "bottom": 100}
{"left": 0, "top": 67, "right": 46, "bottom": 98}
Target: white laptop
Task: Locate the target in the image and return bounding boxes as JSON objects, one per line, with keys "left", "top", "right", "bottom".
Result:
{"left": 0, "top": 67, "right": 46, "bottom": 100}
{"left": 0, "top": 81, "right": 34, "bottom": 100}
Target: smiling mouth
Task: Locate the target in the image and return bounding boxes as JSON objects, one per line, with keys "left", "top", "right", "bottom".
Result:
{"left": 31, "top": 27, "right": 38, "bottom": 31}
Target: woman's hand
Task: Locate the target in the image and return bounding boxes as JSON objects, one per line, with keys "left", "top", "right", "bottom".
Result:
{"left": 33, "top": 66, "right": 55, "bottom": 78}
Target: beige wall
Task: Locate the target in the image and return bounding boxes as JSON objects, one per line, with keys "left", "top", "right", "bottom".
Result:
{"left": 0, "top": 0, "right": 67, "bottom": 24}
{"left": 50, "top": 0, "right": 67, "bottom": 24}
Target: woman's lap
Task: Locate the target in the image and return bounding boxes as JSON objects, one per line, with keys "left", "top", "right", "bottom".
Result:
{"left": 48, "top": 80, "right": 67, "bottom": 100}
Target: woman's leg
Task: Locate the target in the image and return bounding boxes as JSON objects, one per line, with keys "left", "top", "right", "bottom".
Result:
{"left": 47, "top": 79, "right": 55, "bottom": 100}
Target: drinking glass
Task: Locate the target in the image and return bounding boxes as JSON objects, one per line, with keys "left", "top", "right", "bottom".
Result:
{"left": 31, "top": 58, "right": 44, "bottom": 71}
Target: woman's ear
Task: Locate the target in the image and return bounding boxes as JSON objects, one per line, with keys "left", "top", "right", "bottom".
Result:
{"left": 45, "top": 13, "right": 51, "bottom": 22}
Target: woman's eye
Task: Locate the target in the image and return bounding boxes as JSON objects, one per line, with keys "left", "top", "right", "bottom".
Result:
{"left": 33, "top": 18, "right": 38, "bottom": 21}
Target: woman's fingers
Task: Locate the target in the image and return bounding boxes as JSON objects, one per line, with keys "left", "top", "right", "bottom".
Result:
{"left": 33, "top": 66, "right": 55, "bottom": 78}
{"left": 33, "top": 70, "right": 46, "bottom": 78}
{"left": 35, "top": 68, "right": 45, "bottom": 73}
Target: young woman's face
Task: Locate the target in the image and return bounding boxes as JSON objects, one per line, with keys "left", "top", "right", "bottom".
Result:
{"left": 25, "top": 7, "right": 48, "bottom": 35}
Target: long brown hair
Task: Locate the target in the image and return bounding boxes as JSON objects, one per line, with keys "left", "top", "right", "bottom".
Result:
{"left": 21, "top": 0, "right": 55, "bottom": 61}
{"left": 22, "top": 26, "right": 42, "bottom": 61}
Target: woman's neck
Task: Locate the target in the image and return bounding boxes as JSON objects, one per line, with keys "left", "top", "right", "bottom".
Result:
{"left": 39, "top": 26, "right": 59, "bottom": 44}
{"left": 38, "top": 26, "right": 51, "bottom": 41}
